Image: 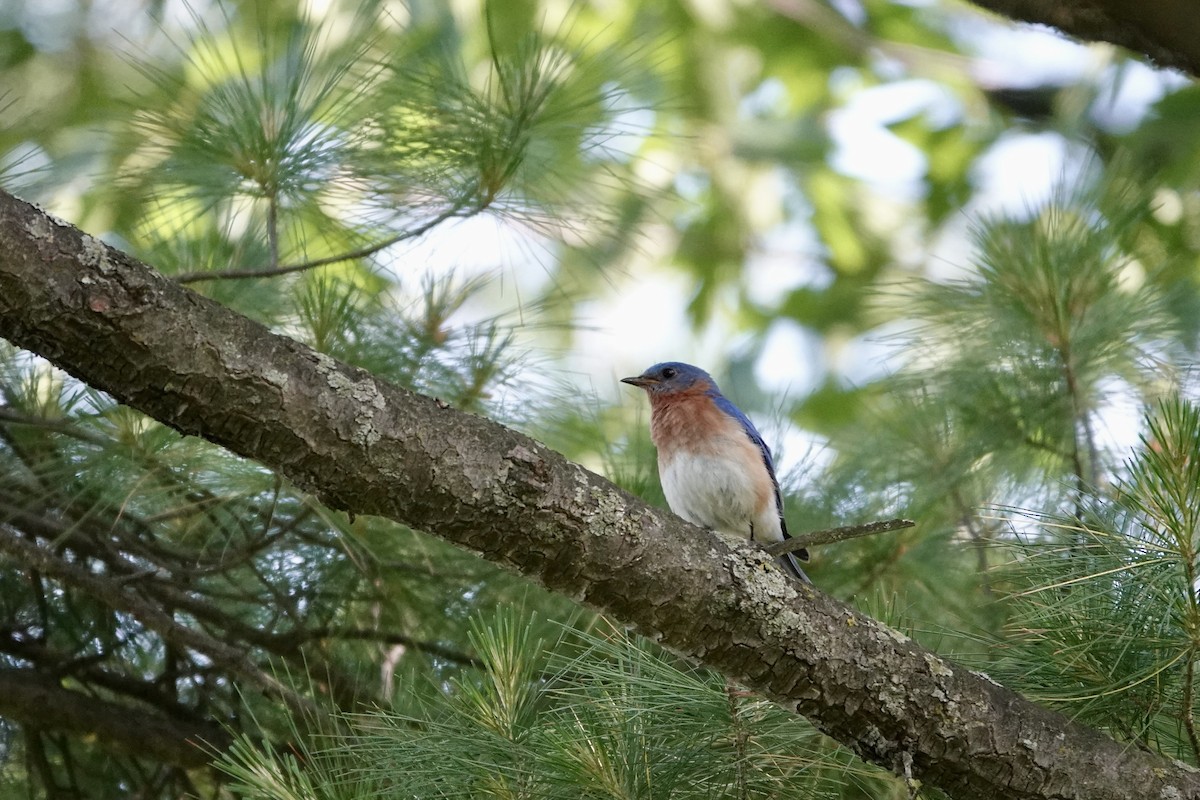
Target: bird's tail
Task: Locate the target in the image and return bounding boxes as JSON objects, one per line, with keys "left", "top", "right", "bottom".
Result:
{"left": 779, "top": 550, "right": 812, "bottom": 584}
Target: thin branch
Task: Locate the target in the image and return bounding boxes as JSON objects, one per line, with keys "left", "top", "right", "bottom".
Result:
{"left": 57, "top": 729, "right": 82, "bottom": 797}
{"left": 0, "top": 525, "right": 318, "bottom": 720}
{"left": 265, "top": 194, "right": 280, "bottom": 271}
{"left": 946, "top": 487, "right": 997, "bottom": 599}
{"left": 25, "top": 728, "right": 59, "bottom": 796}
{"left": 765, "top": 0, "right": 973, "bottom": 73}
{"left": 1184, "top": 651, "right": 1200, "bottom": 763}
{"left": 0, "top": 634, "right": 212, "bottom": 724}
{"left": 0, "top": 406, "right": 110, "bottom": 446}
{"left": 726, "top": 678, "right": 750, "bottom": 800}
{"left": 768, "top": 518, "right": 915, "bottom": 556}
{"left": 1182, "top": 517, "right": 1200, "bottom": 762}
{"left": 284, "top": 627, "right": 481, "bottom": 668}
{"left": 1059, "top": 345, "right": 1094, "bottom": 529}
{"left": 173, "top": 204, "right": 468, "bottom": 283}
{"left": 0, "top": 668, "right": 231, "bottom": 769}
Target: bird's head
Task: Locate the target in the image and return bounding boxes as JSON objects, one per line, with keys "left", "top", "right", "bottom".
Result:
{"left": 621, "top": 362, "right": 715, "bottom": 399}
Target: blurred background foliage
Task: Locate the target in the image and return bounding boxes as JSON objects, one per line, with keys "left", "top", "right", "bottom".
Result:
{"left": 2, "top": 0, "right": 1200, "bottom": 797}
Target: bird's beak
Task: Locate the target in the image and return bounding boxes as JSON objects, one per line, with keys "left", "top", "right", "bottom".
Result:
{"left": 621, "top": 374, "right": 654, "bottom": 388}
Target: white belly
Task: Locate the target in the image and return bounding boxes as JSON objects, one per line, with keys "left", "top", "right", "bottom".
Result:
{"left": 660, "top": 453, "right": 780, "bottom": 542}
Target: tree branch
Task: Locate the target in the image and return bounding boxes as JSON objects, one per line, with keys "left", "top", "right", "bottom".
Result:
{"left": 1, "top": 189, "right": 1199, "bottom": 798}
{"left": 0, "top": 668, "right": 230, "bottom": 769}
{"left": 962, "top": 0, "right": 1200, "bottom": 76}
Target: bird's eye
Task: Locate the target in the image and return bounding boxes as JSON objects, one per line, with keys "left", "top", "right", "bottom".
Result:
{"left": 662, "top": 367, "right": 678, "bottom": 380}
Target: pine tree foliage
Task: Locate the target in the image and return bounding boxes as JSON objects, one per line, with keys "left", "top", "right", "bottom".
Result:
{"left": 805, "top": 173, "right": 1198, "bottom": 626}
{"left": 4, "top": 0, "right": 1200, "bottom": 797}
{"left": 215, "top": 609, "right": 896, "bottom": 800}
{"left": 989, "top": 399, "right": 1200, "bottom": 762}
{"left": 913, "top": 181, "right": 1183, "bottom": 491}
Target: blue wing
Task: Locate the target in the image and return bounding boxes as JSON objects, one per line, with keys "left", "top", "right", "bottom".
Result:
{"left": 709, "top": 391, "right": 810, "bottom": 580}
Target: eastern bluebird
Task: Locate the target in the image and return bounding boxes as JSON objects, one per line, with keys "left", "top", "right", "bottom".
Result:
{"left": 622, "top": 362, "right": 811, "bottom": 583}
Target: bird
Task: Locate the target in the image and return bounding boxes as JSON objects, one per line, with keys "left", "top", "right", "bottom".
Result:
{"left": 621, "top": 361, "right": 811, "bottom": 583}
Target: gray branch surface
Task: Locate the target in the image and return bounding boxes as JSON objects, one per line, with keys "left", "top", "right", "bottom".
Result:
{"left": 1, "top": 189, "right": 1198, "bottom": 799}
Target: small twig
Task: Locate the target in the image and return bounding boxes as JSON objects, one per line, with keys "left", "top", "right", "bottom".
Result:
{"left": 0, "top": 406, "right": 110, "bottom": 446}
{"left": 768, "top": 518, "right": 914, "bottom": 557}
{"left": 172, "top": 205, "right": 467, "bottom": 284}
{"left": 113, "top": 566, "right": 161, "bottom": 584}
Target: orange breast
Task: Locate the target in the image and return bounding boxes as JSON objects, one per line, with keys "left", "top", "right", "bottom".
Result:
{"left": 649, "top": 392, "right": 731, "bottom": 459}
{"left": 648, "top": 390, "right": 777, "bottom": 534}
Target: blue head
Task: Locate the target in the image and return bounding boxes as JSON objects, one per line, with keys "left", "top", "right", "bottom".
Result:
{"left": 621, "top": 362, "right": 717, "bottom": 398}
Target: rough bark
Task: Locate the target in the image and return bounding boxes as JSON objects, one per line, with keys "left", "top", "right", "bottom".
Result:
{"left": 1, "top": 189, "right": 1199, "bottom": 799}
{"left": 965, "top": 0, "right": 1200, "bottom": 76}
{"left": 0, "top": 668, "right": 230, "bottom": 768}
